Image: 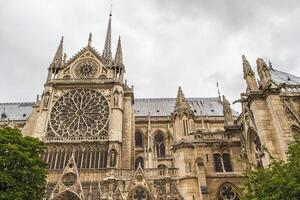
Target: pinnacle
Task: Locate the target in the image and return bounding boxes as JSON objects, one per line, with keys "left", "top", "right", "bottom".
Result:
{"left": 50, "top": 36, "right": 64, "bottom": 71}
{"left": 115, "top": 36, "right": 123, "bottom": 65}
{"left": 175, "top": 86, "right": 187, "bottom": 108}
{"left": 242, "top": 54, "right": 254, "bottom": 76}
{"left": 256, "top": 58, "right": 268, "bottom": 70}
{"left": 242, "top": 54, "right": 247, "bottom": 61}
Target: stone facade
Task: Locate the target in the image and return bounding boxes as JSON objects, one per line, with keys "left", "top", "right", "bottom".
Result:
{"left": 0, "top": 14, "right": 299, "bottom": 200}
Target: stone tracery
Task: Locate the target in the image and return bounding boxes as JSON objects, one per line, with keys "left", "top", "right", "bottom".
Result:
{"left": 217, "top": 183, "right": 240, "bottom": 200}
{"left": 49, "top": 89, "right": 109, "bottom": 137}
{"left": 74, "top": 59, "right": 99, "bottom": 78}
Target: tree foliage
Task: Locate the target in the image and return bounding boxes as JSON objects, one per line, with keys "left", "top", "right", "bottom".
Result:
{"left": 242, "top": 136, "right": 300, "bottom": 200}
{"left": 0, "top": 127, "right": 47, "bottom": 200}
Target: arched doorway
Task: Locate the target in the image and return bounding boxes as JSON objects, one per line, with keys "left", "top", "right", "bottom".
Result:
{"left": 53, "top": 191, "right": 81, "bottom": 200}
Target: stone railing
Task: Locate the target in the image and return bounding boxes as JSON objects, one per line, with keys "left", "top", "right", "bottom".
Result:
{"left": 280, "top": 84, "right": 300, "bottom": 94}
{"left": 50, "top": 78, "right": 124, "bottom": 85}
{"left": 43, "top": 135, "right": 109, "bottom": 143}
{"left": 193, "top": 132, "right": 239, "bottom": 142}
{"left": 47, "top": 167, "right": 179, "bottom": 181}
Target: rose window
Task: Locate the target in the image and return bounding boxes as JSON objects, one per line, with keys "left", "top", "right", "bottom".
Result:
{"left": 74, "top": 59, "right": 99, "bottom": 78}
{"left": 62, "top": 172, "right": 77, "bottom": 187}
{"left": 217, "top": 183, "right": 240, "bottom": 200}
{"left": 49, "top": 89, "right": 109, "bottom": 137}
{"left": 131, "top": 188, "right": 150, "bottom": 200}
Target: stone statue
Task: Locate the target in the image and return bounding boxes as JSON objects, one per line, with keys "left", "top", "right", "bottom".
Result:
{"left": 222, "top": 95, "right": 234, "bottom": 124}
{"left": 43, "top": 91, "right": 50, "bottom": 109}
{"left": 110, "top": 149, "right": 116, "bottom": 167}
{"left": 113, "top": 91, "right": 119, "bottom": 107}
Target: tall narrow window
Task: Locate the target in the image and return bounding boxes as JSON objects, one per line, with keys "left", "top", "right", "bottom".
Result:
{"left": 135, "top": 157, "right": 144, "bottom": 169}
{"left": 213, "top": 154, "right": 223, "bottom": 172}
{"left": 223, "top": 154, "right": 233, "bottom": 172}
{"left": 183, "top": 120, "right": 189, "bottom": 136}
{"left": 154, "top": 132, "right": 165, "bottom": 158}
{"left": 135, "top": 132, "right": 143, "bottom": 148}
{"left": 254, "top": 135, "right": 263, "bottom": 168}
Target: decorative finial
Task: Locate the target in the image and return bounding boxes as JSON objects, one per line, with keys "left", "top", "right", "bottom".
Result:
{"left": 242, "top": 54, "right": 248, "bottom": 61}
{"left": 88, "top": 32, "right": 92, "bottom": 47}
{"left": 109, "top": 4, "right": 112, "bottom": 17}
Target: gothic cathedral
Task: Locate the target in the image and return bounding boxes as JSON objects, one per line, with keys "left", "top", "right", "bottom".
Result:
{"left": 0, "top": 13, "right": 300, "bottom": 200}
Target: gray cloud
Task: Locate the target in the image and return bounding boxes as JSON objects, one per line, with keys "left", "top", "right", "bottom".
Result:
{"left": 0, "top": 0, "right": 300, "bottom": 111}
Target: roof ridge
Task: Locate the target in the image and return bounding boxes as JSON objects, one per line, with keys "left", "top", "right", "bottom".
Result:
{"left": 271, "top": 67, "right": 300, "bottom": 79}
{"left": 135, "top": 97, "right": 220, "bottom": 100}
{"left": 0, "top": 102, "right": 35, "bottom": 105}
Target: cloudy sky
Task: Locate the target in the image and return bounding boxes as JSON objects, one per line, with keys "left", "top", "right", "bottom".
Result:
{"left": 0, "top": 0, "right": 300, "bottom": 110}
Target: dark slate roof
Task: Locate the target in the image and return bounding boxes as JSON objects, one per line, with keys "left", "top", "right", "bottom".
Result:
{"left": 0, "top": 97, "right": 232, "bottom": 121}
{"left": 270, "top": 68, "right": 300, "bottom": 85}
{"left": 134, "top": 97, "right": 236, "bottom": 117}
{"left": 0, "top": 102, "right": 34, "bottom": 121}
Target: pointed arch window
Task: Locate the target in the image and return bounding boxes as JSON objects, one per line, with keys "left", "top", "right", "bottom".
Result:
{"left": 135, "top": 157, "right": 144, "bottom": 169}
{"left": 110, "top": 149, "right": 117, "bottom": 167}
{"left": 213, "top": 154, "right": 223, "bottom": 172}
{"left": 158, "top": 164, "right": 167, "bottom": 176}
{"left": 154, "top": 132, "right": 165, "bottom": 158}
{"left": 214, "top": 153, "right": 233, "bottom": 172}
{"left": 135, "top": 131, "right": 143, "bottom": 148}
{"left": 223, "top": 154, "right": 232, "bottom": 172}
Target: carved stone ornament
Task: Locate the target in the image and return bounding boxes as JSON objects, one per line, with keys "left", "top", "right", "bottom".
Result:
{"left": 49, "top": 89, "right": 109, "bottom": 137}
{"left": 73, "top": 59, "right": 99, "bottom": 78}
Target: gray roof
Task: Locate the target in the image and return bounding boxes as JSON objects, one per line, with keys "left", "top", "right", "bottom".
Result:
{"left": 135, "top": 97, "right": 234, "bottom": 117}
{"left": 0, "top": 102, "right": 34, "bottom": 121}
{"left": 270, "top": 68, "right": 300, "bottom": 85}
{"left": 0, "top": 97, "right": 231, "bottom": 121}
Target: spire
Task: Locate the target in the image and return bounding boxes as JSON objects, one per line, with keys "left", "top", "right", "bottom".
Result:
{"left": 88, "top": 32, "right": 92, "bottom": 47}
{"left": 102, "top": 9, "right": 112, "bottom": 61}
{"left": 115, "top": 36, "right": 123, "bottom": 65}
{"left": 50, "top": 36, "right": 64, "bottom": 72}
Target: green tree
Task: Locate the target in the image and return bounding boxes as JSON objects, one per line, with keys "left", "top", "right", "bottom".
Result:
{"left": 242, "top": 136, "right": 300, "bottom": 200}
{"left": 0, "top": 127, "right": 47, "bottom": 200}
